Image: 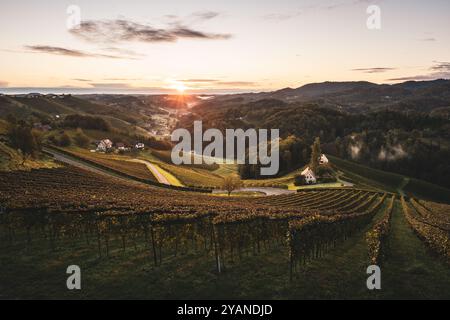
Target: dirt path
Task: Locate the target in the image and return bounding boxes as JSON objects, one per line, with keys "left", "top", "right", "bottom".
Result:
{"left": 284, "top": 197, "right": 389, "bottom": 299}
{"left": 397, "top": 177, "right": 410, "bottom": 196}
{"left": 128, "top": 159, "right": 171, "bottom": 185}
{"left": 381, "top": 201, "right": 450, "bottom": 298}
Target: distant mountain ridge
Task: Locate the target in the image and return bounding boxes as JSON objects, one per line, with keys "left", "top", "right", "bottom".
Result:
{"left": 209, "top": 79, "right": 450, "bottom": 113}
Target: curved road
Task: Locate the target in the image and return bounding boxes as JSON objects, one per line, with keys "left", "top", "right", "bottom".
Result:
{"left": 213, "top": 187, "right": 295, "bottom": 196}
{"left": 44, "top": 147, "right": 293, "bottom": 196}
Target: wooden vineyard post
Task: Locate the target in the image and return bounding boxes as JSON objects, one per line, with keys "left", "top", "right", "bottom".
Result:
{"left": 212, "top": 223, "right": 221, "bottom": 274}
{"left": 150, "top": 224, "right": 158, "bottom": 266}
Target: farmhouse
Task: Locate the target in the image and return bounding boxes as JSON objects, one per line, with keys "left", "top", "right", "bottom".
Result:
{"left": 301, "top": 167, "right": 317, "bottom": 184}
{"left": 319, "top": 154, "right": 329, "bottom": 165}
{"left": 33, "top": 122, "right": 52, "bottom": 132}
{"left": 116, "top": 142, "right": 127, "bottom": 151}
{"left": 97, "top": 139, "right": 113, "bottom": 152}
{"left": 135, "top": 143, "right": 145, "bottom": 150}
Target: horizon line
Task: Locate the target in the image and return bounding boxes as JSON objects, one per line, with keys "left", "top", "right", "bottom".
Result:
{"left": 1, "top": 78, "right": 448, "bottom": 95}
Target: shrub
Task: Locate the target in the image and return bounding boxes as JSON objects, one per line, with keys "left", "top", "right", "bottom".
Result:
{"left": 63, "top": 114, "right": 111, "bottom": 131}
{"left": 294, "top": 175, "right": 306, "bottom": 186}
{"left": 73, "top": 129, "right": 90, "bottom": 148}
{"left": 58, "top": 133, "right": 72, "bottom": 147}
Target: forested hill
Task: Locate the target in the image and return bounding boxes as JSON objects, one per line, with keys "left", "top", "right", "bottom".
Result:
{"left": 202, "top": 79, "right": 450, "bottom": 114}
{"left": 180, "top": 86, "right": 450, "bottom": 190}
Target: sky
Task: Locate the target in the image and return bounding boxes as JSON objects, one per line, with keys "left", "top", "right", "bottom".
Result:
{"left": 1, "top": 0, "right": 449, "bottom": 94}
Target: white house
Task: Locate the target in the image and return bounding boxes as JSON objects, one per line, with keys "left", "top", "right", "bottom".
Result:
{"left": 97, "top": 139, "right": 113, "bottom": 152}
{"left": 319, "top": 154, "right": 329, "bottom": 165}
{"left": 135, "top": 143, "right": 145, "bottom": 150}
{"left": 116, "top": 142, "right": 130, "bottom": 152}
{"left": 301, "top": 167, "right": 317, "bottom": 184}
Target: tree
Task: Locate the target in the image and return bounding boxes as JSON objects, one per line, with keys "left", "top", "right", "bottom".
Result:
{"left": 73, "top": 128, "right": 90, "bottom": 148}
{"left": 221, "top": 174, "right": 243, "bottom": 196}
{"left": 58, "top": 133, "right": 72, "bottom": 147}
{"left": 316, "top": 165, "right": 332, "bottom": 177}
{"left": 294, "top": 175, "right": 306, "bottom": 186}
{"left": 335, "top": 136, "right": 345, "bottom": 158}
{"left": 310, "top": 137, "right": 322, "bottom": 174}
{"left": 7, "top": 120, "right": 39, "bottom": 163}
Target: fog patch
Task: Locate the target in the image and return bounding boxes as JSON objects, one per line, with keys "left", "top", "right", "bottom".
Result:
{"left": 378, "top": 144, "right": 407, "bottom": 161}
{"left": 349, "top": 136, "right": 363, "bottom": 160}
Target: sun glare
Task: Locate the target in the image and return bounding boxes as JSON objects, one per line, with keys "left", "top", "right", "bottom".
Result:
{"left": 173, "top": 83, "right": 187, "bottom": 94}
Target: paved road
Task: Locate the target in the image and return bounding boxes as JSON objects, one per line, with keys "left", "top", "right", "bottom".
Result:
{"left": 213, "top": 187, "right": 295, "bottom": 196}
{"left": 45, "top": 147, "right": 293, "bottom": 196}
{"left": 44, "top": 148, "right": 140, "bottom": 184}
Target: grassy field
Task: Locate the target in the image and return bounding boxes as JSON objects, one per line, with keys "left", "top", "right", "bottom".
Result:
{"left": 329, "top": 155, "right": 450, "bottom": 203}
{"left": 61, "top": 147, "right": 158, "bottom": 182}
{"left": 328, "top": 155, "right": 404, "bottom": 192}
{"left": 156, "top": 162, "right": 224, "bottom": 188}
{"left": 0, "top": 119, "right": 8, "bottom": 134}
{"left": 146, "top": 161, "right": 183, "bottom": 186}
{"left": 403, "top": 178, "right": 450, "bottom": 204}
{"left": 0, "top": 142, "right": 59, "bottom": 172}
{"left": 382, "top": 201, "right": 450, "bottom": 298}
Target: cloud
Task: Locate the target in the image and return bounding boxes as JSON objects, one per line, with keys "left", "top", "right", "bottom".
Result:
{"left": 102, "top": 78, "right": 141, "bottom": 81}
{"left": 263, "top": 0, "right": 381, "bottom": 21}
{"left": 72, "top": 79, "right": 91, "bottom": 82}
{"left": 387, "top": 75, "right": 436, "bottom": 81}
{"left": 88, "top": 83, "right": 134, "bottom": 89}
{"left": 176, "top": 79, "right": 257, "bottom": 87}
{"left": 69, "top": 19, "right": 231, "bottom": 44}
{"left": 100, "top": 47, "right": 145, "bottom": 58}
{"left": 263, "top": 12, "right": 302, "bottom": 21}
{"left": 165, "top": 11, "right": 222, "bottom": 24}
{"left": 430, "top": 61, "right": 450, "bottom": 72}
{"left": 419, "top": 37, "right": 436, "bottom": 42}
{"left": 387, "top": 61, "right": 450, "bottom": 82}
{"left": 191, "top": 11, "right": 220, "bottom": 21}
{"left": 0, "top": 81, "right": 8, "bottom": 87}
{"left": 215, "top": 81, "right": 257, "bottom": 87}
{"left": 24, "top": 45, "right": 135, "bottom": 59}
{"left": 178, "top": 79, "right": 257, "bottom": 87}
{"left": 351, "top": 67, "right": 396, "bottom": 73}
{"left": 178, "top": 79, "right": 219, "bottom": 83}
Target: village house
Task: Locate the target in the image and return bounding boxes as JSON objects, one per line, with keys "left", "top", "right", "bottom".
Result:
{"left": 115, "top": 142, "right": 128, "bottom": 151}
{"left": 301, "top": 167, "right": 317, "bottom": 184}
{"left": 135, "top": 142, "right": 145, "bottom": 150}
{"left": 96, "top": 139, "right": 113, "bottom": 152}
{"left": 319, "top": 154, "right": 329, "bottom": 165}
{"left": 33, "top": 122, "right": 52, "bottom": 132}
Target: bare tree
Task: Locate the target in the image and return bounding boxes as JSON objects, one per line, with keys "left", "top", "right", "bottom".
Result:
{"left": 221, "top": 174, "right": 243, "bottom": 196}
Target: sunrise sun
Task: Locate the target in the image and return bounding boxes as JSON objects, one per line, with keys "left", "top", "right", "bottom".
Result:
{"left": 173, "top": 83, "right": 187, "bottom": 94}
